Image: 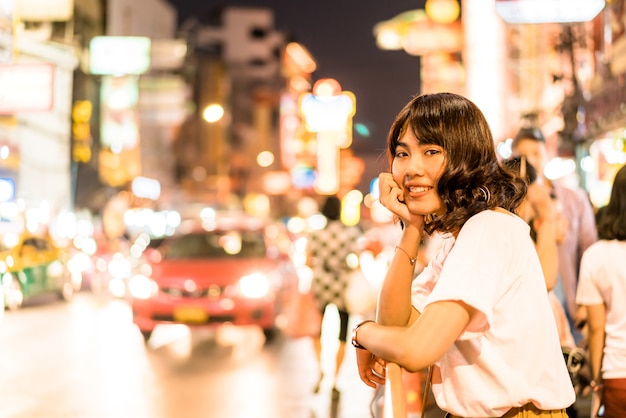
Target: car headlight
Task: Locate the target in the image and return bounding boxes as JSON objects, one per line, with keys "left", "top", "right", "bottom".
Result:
{"left": 238, "top": 272, "right": 271, "bottom": 299}
{"left": 108, "top": 253, "right": 132, "bottom": 279}
{"left": 108, "top": 278, "right": 126, "bottom": 298}
{"left": 128, "top": 275, "right": 158, "bottom": 299}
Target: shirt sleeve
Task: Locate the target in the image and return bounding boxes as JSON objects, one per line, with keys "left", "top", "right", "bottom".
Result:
{"left": 411, "top": 238, "right": 452, "bottom": 313}
{"left": 426, "top": 213, "right": 523, "bottom": 336}
{"left": 575, "top": 244, "right": 603, "bottom": 306}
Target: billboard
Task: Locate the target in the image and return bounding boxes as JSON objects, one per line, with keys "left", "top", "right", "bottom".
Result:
{"left": 90, "top": 36, "right": 151, "bottom": 75}
{"left": 0, "top": 63, "right": 54, "bottom": 114}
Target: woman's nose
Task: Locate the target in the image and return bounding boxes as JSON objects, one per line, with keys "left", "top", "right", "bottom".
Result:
{"left": 404, "top": 159, "right": 423, "bottom": 177}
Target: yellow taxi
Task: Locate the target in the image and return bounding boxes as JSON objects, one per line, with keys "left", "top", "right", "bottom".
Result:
{"left": 1, "top": 233, "right": 75, "bottom": 310}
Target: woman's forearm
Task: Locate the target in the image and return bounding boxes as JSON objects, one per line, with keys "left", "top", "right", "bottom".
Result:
{"left": 534, "top": 219, "right": 558, "bottom": 290}
{"left": 358, "top": 300, "right": 470, "bottom": 372}
{"left": 376, "top": 224, "right": 422, "bottom": 326}
{"left": 586, "top": 304, "right": 606, "bottom": 382}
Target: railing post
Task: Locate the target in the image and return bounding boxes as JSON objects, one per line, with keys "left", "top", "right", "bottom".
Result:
{"left": 383, "top": 362, "right": 408, "bottom": 418}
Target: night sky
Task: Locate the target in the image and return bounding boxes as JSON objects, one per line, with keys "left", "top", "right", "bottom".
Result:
{"left": 166, "top": 0, "right": 425, "bottom": 158}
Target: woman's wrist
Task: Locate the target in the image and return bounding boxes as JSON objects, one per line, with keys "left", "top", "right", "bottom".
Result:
{"left": 351, "top": 320, "right": 375, "bottom": 350}
{"left": 401, "top": 222, "right": 423, "bottom": 238}
{"left": 395, "top": 246, "right": 417, "bottom": 265}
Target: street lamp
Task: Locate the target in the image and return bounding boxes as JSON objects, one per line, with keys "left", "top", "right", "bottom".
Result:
{"left": 202, "top": 103, "right": 224, "bottom": 123}
{"left": 425, "top": 0, "right": 460, "bottom": 24}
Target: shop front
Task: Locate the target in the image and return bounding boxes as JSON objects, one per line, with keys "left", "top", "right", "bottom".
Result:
{"left": 584, "top": 76, "right": 626, "bottom": 209}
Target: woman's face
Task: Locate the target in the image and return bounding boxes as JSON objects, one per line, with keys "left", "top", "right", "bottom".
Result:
{"left": 391, "top": 127, "right": 446, "bottom": 216}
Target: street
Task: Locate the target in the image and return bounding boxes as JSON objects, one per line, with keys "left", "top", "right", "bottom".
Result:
{"left": 0, "top": 292, "right": 592, "bottom": 418}
{"left": 0, "top": 292, "right": 378, "bottom": 418}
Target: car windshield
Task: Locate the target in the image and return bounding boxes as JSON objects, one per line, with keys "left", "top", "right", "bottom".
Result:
{"left": 164, "top": 230, "right": 266, "bottom": 259}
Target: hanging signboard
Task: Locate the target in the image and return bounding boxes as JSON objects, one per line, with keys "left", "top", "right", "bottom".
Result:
{"left": 494, "top": 0, "right": 605, "bottom": 24}
{"left": 17, "top": 0, "right": 74, "bottom": 21}
{"left": 89, "top": 36, "right": 151, "bottom": 75}
{"left": 0, "top": 63, "right": 54, "bottom": 114}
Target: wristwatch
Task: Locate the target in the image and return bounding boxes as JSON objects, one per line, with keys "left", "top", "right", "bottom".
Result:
{"left": 351, "top": 320, "right": 374, "bottom": 350}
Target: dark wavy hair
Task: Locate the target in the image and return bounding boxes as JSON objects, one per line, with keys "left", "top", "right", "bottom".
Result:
{"left": 386, "top": 93, "right": 527, "bottom": 236}
{"left": 501, "top": 155, "right": 538, "bottom": 185}
{"left": 597, "top": 164, "right": 626, "bottom": 240}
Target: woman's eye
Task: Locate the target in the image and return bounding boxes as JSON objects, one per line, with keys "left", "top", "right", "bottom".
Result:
{"left": 425, "top": 149, "right": 440, "bottom": 156}
{"left": 395, "top": 151, "right": 408, "bottom": 158}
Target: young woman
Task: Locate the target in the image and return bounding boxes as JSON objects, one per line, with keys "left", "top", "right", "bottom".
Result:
{"left": 352, "top": 93, "right": 575, "bottom": 417}
{"left": 576, "top": 164, "right": 626, "bottom": 418}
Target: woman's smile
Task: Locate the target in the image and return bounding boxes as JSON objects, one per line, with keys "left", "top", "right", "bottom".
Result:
{"left": 406, "top": 185, "right": 433, "bottom": 195}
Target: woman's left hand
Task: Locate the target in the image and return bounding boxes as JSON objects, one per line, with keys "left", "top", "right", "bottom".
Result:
{"left": 378, "top": 172, "right": 425, "bottom": 230}
{"left": 355, "top": 348, "right": 387, "bottom": 388}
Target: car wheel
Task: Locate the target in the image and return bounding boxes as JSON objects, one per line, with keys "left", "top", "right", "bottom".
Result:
{"left": 4, "top": 275, "right": 23, "bottom": 311}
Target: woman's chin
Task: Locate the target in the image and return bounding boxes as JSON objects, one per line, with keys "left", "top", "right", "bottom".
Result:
{"left": 407, "top": 204, "right": 434, "bottom": 216}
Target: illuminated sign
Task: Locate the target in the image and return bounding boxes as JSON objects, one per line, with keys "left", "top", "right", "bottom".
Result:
{"left": 131, "top": 176, "right": 161, "bottom": 200}
{"left": 72, "top": 100, "right": 92, "bottom": 163}
{"left": 262, "top": 171, "right": 292, "bottom": 195}
{"left": 299, "top": 78, "right": 356, "bottom": 195}
{"left": 17, "top": 0, "right": 74, "bottom": 21}
{"left": 100, "top": 76, "right": 139, "bottom": 152}
{"left": 494, "top": 0, "right": 605, "bottom": 24}
{"left": 291, "top": 165, "right": 316, "bottom": 189}
{"left": 299, "top": 78, "right": 356, "bottom": 148}
{"left": 300, "top": 94, "right": 356, "bottom": 132}
{"left": 0, "top": 177, "right": 15, "bottom": 202}
{"left": 314, "top": 132, "right": 340, "bottom": 194}
{"left": 99, "top": 75, "right": 141, "bottom": 186}
{"left": 89, "top": 36, "right": 151, "bottom": 75}
{"left": 0, "top": 63, "right": 54, "bottom": 113}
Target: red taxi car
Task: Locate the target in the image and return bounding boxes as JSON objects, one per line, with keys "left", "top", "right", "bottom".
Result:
{"left": 128, "top": 217, "right": 297, "bottom": 343}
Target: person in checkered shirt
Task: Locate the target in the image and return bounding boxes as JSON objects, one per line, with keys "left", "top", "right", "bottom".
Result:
{"left": 306, "top": 195, "right": 363, "bottom": 394}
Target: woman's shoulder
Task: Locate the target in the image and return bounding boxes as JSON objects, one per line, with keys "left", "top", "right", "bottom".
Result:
{"left": 584, "top": 239, "right": 626, "bottom": 257}
{"left": 467, "top": 208, "right": 522, "bottom": 225}
{"left": 459, "top": 209, "right": 529, "bottom": 239}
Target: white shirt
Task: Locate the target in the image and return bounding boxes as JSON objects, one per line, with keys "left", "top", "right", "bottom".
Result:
{"left": 576, "top": 239, "right": 626, "bottom": 379}
{"left": 412, "top": 210, "right": 575, "bottom": 417}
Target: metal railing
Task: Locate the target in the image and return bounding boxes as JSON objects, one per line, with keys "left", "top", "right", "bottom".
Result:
{"left": 383, "top": 363, "right": 431, "bottom": 418}
{"left": 383, "top": 362, "right": 408, "bottom": 418}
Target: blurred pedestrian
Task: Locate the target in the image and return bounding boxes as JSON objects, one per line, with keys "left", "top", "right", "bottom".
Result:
{"left": 502, "top": 156, "right": 575, "bottom": 349}
{"left": 511, "top": 126, "right": 597, "bottom": 345}
{"left": 352, "top": 92, "right": 574, "bottom": 417}
{"left": 305, "top": 195, "right": 363, "bottom": 394}
{"left": 576, "top": 164, "right": 626, "bottom": 418}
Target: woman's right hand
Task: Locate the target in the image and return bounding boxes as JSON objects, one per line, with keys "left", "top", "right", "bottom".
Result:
{"left": 355, "top": 348, "right": 387, "bottom": 388}
{"left": 378, "top": 172, "right": 425, "bottom": 230}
